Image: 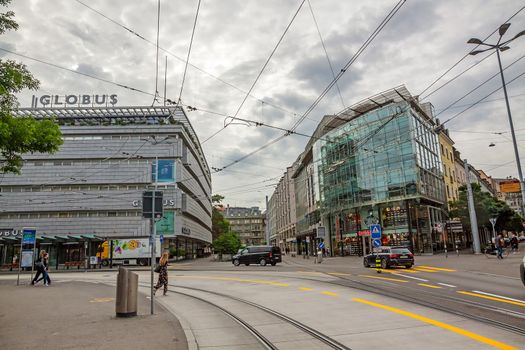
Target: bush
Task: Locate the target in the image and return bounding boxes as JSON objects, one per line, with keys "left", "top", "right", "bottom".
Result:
{"left": 212, "top": 232, "right": 241, "bottom": 255}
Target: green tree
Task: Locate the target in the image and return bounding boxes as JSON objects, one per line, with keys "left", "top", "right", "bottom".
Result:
{"left": 212, "top": 231, "right": 241, "bottom": 255}
{"left": 449, "top": 183, "right": 523, "bottom": 233}
{"left": 0, "top": 0, "right": 63, "bottom": 173}
{"left": 211, "top": 193, "right": 229, "bottom": 240}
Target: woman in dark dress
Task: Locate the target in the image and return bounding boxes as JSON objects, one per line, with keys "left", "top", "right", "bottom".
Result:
{"left": 154, "top": 252, "right": 169, "bottom": 296}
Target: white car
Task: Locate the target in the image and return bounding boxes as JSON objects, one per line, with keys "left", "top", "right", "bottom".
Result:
{"left": 521, "top": 254, "right": 525, "bottom": 287}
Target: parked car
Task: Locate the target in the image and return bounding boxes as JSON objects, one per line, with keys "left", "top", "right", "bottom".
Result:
{"left": 363, "top": 246, "right": 414, "bottom": 269}
{"left": 232, "top": 246, "right": 282, "bottom": 266}
{"left": 521, "top": 254, "right": 525, "bottom": 287}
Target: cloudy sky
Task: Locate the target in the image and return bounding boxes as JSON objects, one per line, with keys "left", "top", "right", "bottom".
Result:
{"left": 3, "top": 0, "right": 525, "bottom": 208}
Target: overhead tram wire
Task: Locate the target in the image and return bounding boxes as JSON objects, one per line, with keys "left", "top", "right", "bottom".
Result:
{"left": 290, "top": 0, "right": 406, "bottom": 132}
{"left": 434, "top": 53, "right": 525, "bottom": 118}
{"left": 307, "top": 0, "right": 345, "bottom": 110}
{"left": 201, "top": 0, "right": 307, "bottom": 144}
{"left": 178, "top": 0, "right": 201, "bottom": 104}
{"left": 211, "top": 0, "right": 406, "bottom": 172}
{"left": 418, "top": 4, "right": 525, "bottom": 98}
{"left": 72, "top": 1, "right": 306, "bottom": 125}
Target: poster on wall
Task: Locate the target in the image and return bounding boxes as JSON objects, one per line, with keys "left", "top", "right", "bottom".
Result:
{"left": 152, "top": 160, "right": 176, "bottom": 183}
{"left": 156, "top": 211, "right": 175, "bottom": 236}
{"left": 21, "top": 250, "right": 34, "bottom": 268}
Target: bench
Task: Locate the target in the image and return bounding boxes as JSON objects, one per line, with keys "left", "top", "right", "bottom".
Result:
{"left": 64, "top": 261, "right": 83, "bottom": 269}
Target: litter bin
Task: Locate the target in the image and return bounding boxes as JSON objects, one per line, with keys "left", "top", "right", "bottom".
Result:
{"left": 316, "top": 250, "right": 323, "bottom": 264}
{"left": 115, "top": 266, "right": 138, "bottom": 317}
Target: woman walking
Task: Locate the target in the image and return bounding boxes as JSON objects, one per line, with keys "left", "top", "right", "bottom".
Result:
{"left": 154, "top": 252, "right": 169, "bottom": 296}
{"left": 31, "top": 250, "right": 48, "bottom": 285}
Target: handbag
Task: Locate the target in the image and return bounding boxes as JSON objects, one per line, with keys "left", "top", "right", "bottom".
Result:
{"left": 154, "top": 265, "right": 161, "bottom": 273}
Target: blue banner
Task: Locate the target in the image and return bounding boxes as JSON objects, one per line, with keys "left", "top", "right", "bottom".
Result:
{"left": 21, "top": 229, "right": 36, "bottom": 244}
{"left": 152, "top": 160, "right": 175, "bottom": 183}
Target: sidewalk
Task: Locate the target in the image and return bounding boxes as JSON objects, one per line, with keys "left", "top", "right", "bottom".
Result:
{"left": 282, "top": 247, "right": 525, "bottom": 279}
{"left": 0, "top": 280, "right": 187, "bottom": 350}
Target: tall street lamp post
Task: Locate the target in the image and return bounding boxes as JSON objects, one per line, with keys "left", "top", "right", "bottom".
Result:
{"left": 468, "top": 23, "right": 525, "bottom": 217}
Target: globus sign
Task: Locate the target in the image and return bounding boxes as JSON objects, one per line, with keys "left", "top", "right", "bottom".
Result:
{"left": 31, "top": 94, "right": 118, "bottom": 108}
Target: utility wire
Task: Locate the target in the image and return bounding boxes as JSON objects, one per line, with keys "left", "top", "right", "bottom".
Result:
{"left": 73, "top": 0, "right": 303, "bottom": 124}
{"left": 152, "top": 0, "right": 162, "bottom": 106}
{"left": 307, "top": 0, "right": 345, "bottom": 110}
{"left": 178, "top": 0, "right": 202, "bottom": 104}
{"left": 202, "top": 0, "right": 307, "bottom": 144}
{"left": 418, "top": 4, "right": 525, "bottom": 97}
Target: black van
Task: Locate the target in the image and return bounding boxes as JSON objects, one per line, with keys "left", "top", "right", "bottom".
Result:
{"left": 232, "top": 246, "right": 282, "bottom": 266}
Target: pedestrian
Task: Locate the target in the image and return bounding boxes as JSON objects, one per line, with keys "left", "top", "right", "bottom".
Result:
{"left": 10, "top": 254, "right": 17, "bottom": 271}
{"left": 511, "top": 233, "right": 519, "bottom": 253}
{"left": 495, "top": 234, "right": 504, "bottom": 259}
{"left": 35, "top": 251, "right": 51, "bottom": 286}
{"left": 154, "top": 252, "right": 169, "bottom": 296}
{"left": 31, "top": 250, "right": 47, "bottom": 285}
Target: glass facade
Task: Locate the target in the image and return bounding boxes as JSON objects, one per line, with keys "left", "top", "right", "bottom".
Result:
{"left": 313, "top": 101, "right": 446, "bottom": 254}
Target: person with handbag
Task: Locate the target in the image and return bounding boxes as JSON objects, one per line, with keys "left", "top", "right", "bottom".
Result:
{"left": 31, "top": 250, "right": 47, "bottom": 285}
{"left": 154, "top": 252, "right": 169, "bottom": 296}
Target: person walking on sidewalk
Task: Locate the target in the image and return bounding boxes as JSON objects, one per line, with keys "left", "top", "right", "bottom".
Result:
{"left": 35, "top": 251, "right": 51, "bottom": 286}
{"left": 495, "top": 234, "right": 504, "bottom": 259}
{"left": 154, "top": 252, "right": 169, "bottom": 296}
{"left": 31, "top": 250, "right": 47, "bottom": 285}
{"left": 511, "top": 233, "right": 519, "bottom": 253}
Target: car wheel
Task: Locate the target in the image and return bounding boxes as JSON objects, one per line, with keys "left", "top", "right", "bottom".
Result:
{"left": 245, "top": 263, "right": 250, "bottom": 266}
{"left": 233, "top": 259, "right": 240, "bottom": 266}
{"left": 138, "top": 259, "right": 148, "bottom": 266}
{"left": 363, "top": 259, "right": 369, "bottom": 268}
{"left": 271, "top": 262, "right": 276, "bottom": 266}
{"left": 381, "top": 259, "right": 388, "bottom": 269}
{"left": 259, "top": 258, "right": 267, "bottom": 266}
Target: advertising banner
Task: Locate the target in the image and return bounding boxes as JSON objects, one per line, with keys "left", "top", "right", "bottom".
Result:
{"left": 21, "top": 250, "right": 34, "bottom": 268}
{"left": 153, "top": 160, "right": 176, "bottom": 183}
{"left": 156, "top": 211, "right": 175, "bottom": 236}
{"left": 500, "top": 181, "right": 521, "bottom": 193}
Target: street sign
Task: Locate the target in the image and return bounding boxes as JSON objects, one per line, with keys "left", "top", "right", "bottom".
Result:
{"left": 21, "top": 250, "right": 34, "bottom": 268}
{"left": 21, "top": 228, "right": 36, "bottom": 244}
{"left": 370, "top": 224, "right": 381, "bottom": 239}
{"left": 372, "top": 239, "right": 381, "bottom": 248}
{"left": 489, "top": 218, "right": 497, "bottom": 226}
{"left": 159, "top": 234, "right": 164, "bottom": 244}
{"left": 317, "top": 226, "right": 325, "bottom": 238}
{"left": 319, "top": 242, "right": 325, "bottom": 249}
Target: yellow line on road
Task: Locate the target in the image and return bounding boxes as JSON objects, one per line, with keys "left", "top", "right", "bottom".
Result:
{"left": 411, "top": 268, "right": 438, "bottom": 272}
{"left": 458, "top": 291, "right": 525, "bottom": 307}
{"left": 352, "top": 298, "right": 517, "bottom": 350}
{"left": 89, "top": 297, "right": 114, "bottom": 303}
{"left": 359, "top": 275, "right": 408, "bottom": 282}
{"left": 321, "top": 291, "right": 338, "bottom": 297}
{"left": 300, "top": 287, "right": 313, "bottom": 291}
{"left": 297, "top": 271, "right": 323, "bottom": 275}
{"left": 419, "top": 265, "right": 456, "bottom": 272}
{"left": 328, "top": 272, "right": 351, "bottom": 276}
{"left": 176, "top": 276, "right": 289, "bottom": 287}
{"left": 418, "top": 283, "right": 442, "bottom": 289}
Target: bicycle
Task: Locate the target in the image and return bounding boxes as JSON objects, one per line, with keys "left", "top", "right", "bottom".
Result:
{"left": 483, "top": 246, "right": 510, "bottom": 258}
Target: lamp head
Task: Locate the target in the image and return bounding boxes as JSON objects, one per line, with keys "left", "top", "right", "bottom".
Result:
{"left": 500, "top": 46, "right": 510, "bottom": 52}
{"left": 467, "top": 38, "right": 483, "bottom": 44}
{"left": 499, "top": 23, "right": 511, "bottom": 36}
{"left": 513, "top": 30, "right": 525, "bottom": 40}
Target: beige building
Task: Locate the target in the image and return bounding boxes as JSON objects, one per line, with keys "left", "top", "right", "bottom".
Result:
{"left": 224, "top": 206, "right": 266, "bottom": 246}
{"left": 438, "top": 128, "right": 459, "bottom": 208}
{"left": 269, "top": 166, "right": 297, "bottom": 251}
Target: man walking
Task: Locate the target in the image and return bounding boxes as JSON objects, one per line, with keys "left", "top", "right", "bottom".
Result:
{"left": 495, "top": 234, "right": 504, "bottom": 259}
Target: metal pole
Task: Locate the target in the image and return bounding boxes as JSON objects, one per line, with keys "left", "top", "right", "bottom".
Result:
{"left": 464, "top": 159, "right": 481, "bottom": 254}
{"left": 16, "top": 233, "right": 23, "bottom": 286}
{"left": 150, "top": 156, "right": 158, "bottom": 315}
{"left": 496, "top": 48, "right": 525, "bottom": 218}
{"left": 265, "top": 195, "right": 270, "bottom": 245}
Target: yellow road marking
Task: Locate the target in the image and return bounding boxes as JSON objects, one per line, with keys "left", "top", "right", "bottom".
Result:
{"left": 300, "top": 287, "right": 313, "bottom": 291}
{"left": 89, "top": 297, "right": 114, "bottom": 303}
{"left": 328, "top": 272, "right": 351, "bottom": 276}
{"left": 176, "top": 276, "right": 289, "bottom": 287}
{"left": 321, "top": 291, "right": 338, "bottom": 297}
{"left": 352, "top": 298, "right": 517, "bottom": 350}
{"left": 359, "top": 275, "right": 408, "bottom": 282}
{"left": 419, "top": 265, "right": 456, "bottom": 272}
{"left": 418, "top": 283, "right": 442, "bottom": 289}
{"left": 411, "top": 267, "right": 438, "bottom": 272}
{"left": 458, "top": 291, "right": 525, "bottom": 307}
{"left": 297, "top": 271, "right": 323, "bottom": 275}
{"left": 396, "top": 268, "right": 420, "bottom": 273}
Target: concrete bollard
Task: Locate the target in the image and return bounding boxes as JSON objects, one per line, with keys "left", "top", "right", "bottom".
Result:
{"left": 115, "top": 266, "right": 138, "bottom": 317}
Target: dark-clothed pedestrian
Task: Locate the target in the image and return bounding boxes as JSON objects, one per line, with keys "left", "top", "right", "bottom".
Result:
{"left": 511, "top": 233, "right": 519, "bottom": 253}
{"left": 31, "top": 250, "right": 48, "bottom": 285}
{"left": 154, "top": 252, "right": 169, "bottom": 296}
{"left": 495, "top": 234, "right": 504, "bottom": 259}
{"left": 36, "top": 252, "right": 51, "bottom": 286}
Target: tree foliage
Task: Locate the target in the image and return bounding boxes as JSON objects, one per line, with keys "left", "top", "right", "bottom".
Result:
{"left": 212, "top": 232, "right": 241, "bottom": 255}
{"left": 211, "top": 193, "right": 229, "bottom": 240}
{"left": 449, "top": 184, "right": 523, "bottom": 233}
{"left": 0, "top": 0, "right": 63, "bottom": 173}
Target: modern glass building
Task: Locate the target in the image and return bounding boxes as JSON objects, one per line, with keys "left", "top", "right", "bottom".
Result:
{"left": 0, "top": 106, "right": 212, "bottom": 269}
{"left": 313, "top": 86, "right": 446, "bottom": 255}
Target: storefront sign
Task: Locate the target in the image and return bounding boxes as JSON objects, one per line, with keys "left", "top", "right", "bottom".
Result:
{"left": 133, "top": 199, "right": 175, "bottom": 207}
{"left": 358, "top": 230, "right": 370, "bottom": 236}
{"left": 31, "top": 94, "right": 118, "bottom": 108}
{"left": 0, "top": 229, "right": 18, "bottom": 237}
{"left": 181, "top": 227, "right": 191, "bottom": 235}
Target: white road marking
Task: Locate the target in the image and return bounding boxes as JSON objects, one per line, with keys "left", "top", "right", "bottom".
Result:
{"left": 437, "top": 283, "right": 457, "bottom": 288}
{"left": 473, "top": 290, "right": 525, "bottom": 304}
{"left": 393, "top": 273, "right": 428, "bottom": 282}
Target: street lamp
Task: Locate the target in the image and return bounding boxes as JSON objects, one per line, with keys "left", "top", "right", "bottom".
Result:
{"left": 468, "top": 23, "right": 525, "bottom": 218}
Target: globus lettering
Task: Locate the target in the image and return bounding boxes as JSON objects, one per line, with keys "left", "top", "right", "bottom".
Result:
{"left": 31, "top": 94, "right": 118, "bottom": 108}
{"left": 132, "top": 199, "right": 175, "bottom": 207}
